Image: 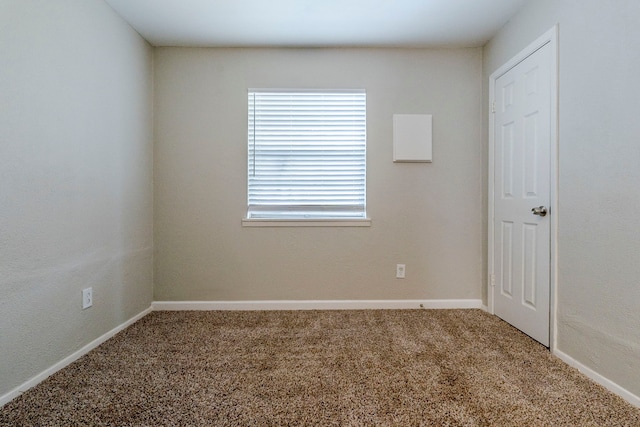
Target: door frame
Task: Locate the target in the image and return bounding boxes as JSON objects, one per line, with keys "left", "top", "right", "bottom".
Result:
{"left": 488, "top": 25, "right": 559, "bottom": 350}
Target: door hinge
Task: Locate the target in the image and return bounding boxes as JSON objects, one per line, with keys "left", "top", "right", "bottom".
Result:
{"left": 490, "top": 274, "right": 496, "bottom": 287}
{"left": 491, "top": 100, "right": 496, "bottom": 114}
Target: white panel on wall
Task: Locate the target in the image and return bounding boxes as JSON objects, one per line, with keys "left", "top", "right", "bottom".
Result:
{"left": 393, "top": 114, "right": 433, "bottom": 162}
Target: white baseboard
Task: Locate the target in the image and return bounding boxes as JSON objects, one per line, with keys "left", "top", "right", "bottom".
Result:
{"left": 0, "top": 307, "right": 152, "bottom": 408}
{"left": 554, "top": 349, "right": 640, "bottom": 408}
{"left": 152, "top": 299, "right": 483, "bottom": 311}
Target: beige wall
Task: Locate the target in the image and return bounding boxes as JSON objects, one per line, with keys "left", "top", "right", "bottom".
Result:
{"left": 483, "top": 0, "right": 640, "bottom": 396}
{"left": 154, "top": 48, "right": 483, "bottom": 302}
{"left": 0, "top": 0, "right": 153, "bottom": 397}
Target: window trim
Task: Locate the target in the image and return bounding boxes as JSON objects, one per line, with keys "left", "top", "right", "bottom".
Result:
{"left": 242, "top": 218, "right": 371, "bottom": 227}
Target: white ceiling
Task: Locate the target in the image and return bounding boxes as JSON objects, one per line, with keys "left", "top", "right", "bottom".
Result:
{"left": 104, "top": 0, "right": 528, "bottom": 48}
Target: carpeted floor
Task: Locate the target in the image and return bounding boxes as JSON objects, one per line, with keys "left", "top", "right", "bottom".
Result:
{"left": 1, "top": 309, "right": 639, "bottom": 426}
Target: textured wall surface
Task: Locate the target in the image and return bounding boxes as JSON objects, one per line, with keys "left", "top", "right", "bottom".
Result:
{"left": 153, "top": 48, "right": 483, "bottom": 302}
{"left": 483, "top": 0, "right": 640, "bottom": 397}
{"left": 0, "top": 0, "right": 153, "bottom": 398}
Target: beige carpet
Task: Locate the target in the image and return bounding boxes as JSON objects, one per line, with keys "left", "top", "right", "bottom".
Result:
{"left": 1, "top": 309, "right": 639, "bottom": 426}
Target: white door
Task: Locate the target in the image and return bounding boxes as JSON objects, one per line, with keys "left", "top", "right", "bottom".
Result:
{"left": 493, "top": 42, "right": 552, "bottom": 346}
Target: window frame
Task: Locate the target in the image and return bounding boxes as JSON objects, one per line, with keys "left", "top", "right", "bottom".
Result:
{"left": 243, "top": 89, "right": 370, "bottom": 227}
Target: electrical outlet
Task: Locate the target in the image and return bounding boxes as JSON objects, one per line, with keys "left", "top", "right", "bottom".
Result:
{"left": 82, "top": 288, "right": 93, "bottom": 309}
{"left": 396, "top": 264, "right": 406, "bottom": 279}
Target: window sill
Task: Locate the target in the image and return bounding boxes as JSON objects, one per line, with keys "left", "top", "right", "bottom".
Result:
{"left": 242, "top": 218, "right": 371, "bottom": 227}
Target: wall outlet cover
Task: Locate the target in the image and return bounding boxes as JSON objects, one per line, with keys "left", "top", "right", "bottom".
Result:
{"left": 82, "top": 288, "right": 93, "bottom": 309}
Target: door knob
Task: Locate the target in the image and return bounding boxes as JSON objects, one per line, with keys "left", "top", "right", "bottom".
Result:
{"left": 531, "top": 206, "right": 548, "bottom": 217}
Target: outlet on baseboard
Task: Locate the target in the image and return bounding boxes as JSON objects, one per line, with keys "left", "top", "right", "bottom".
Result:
{"left": 396, "top": 264, "right": 406, "bottom": 279}
{"left": 82, "top": 288, "right": 93, "bottom": 309}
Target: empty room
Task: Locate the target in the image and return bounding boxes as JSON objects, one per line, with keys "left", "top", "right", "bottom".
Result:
{"left": 1, "top": 0, "right": 639, "bottom": 425}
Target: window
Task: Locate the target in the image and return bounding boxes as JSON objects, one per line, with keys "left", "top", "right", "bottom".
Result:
{"left": 246, "top": 89, "right": 367, "bottom": 222}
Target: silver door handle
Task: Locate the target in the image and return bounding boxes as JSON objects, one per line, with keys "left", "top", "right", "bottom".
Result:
{"left": 531, "top": 206, "right": 548, "bottom": 217}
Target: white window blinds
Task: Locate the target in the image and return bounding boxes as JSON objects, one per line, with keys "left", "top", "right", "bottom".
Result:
{"left": 247, "top": 90, "right": 366, "bottom": 219}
